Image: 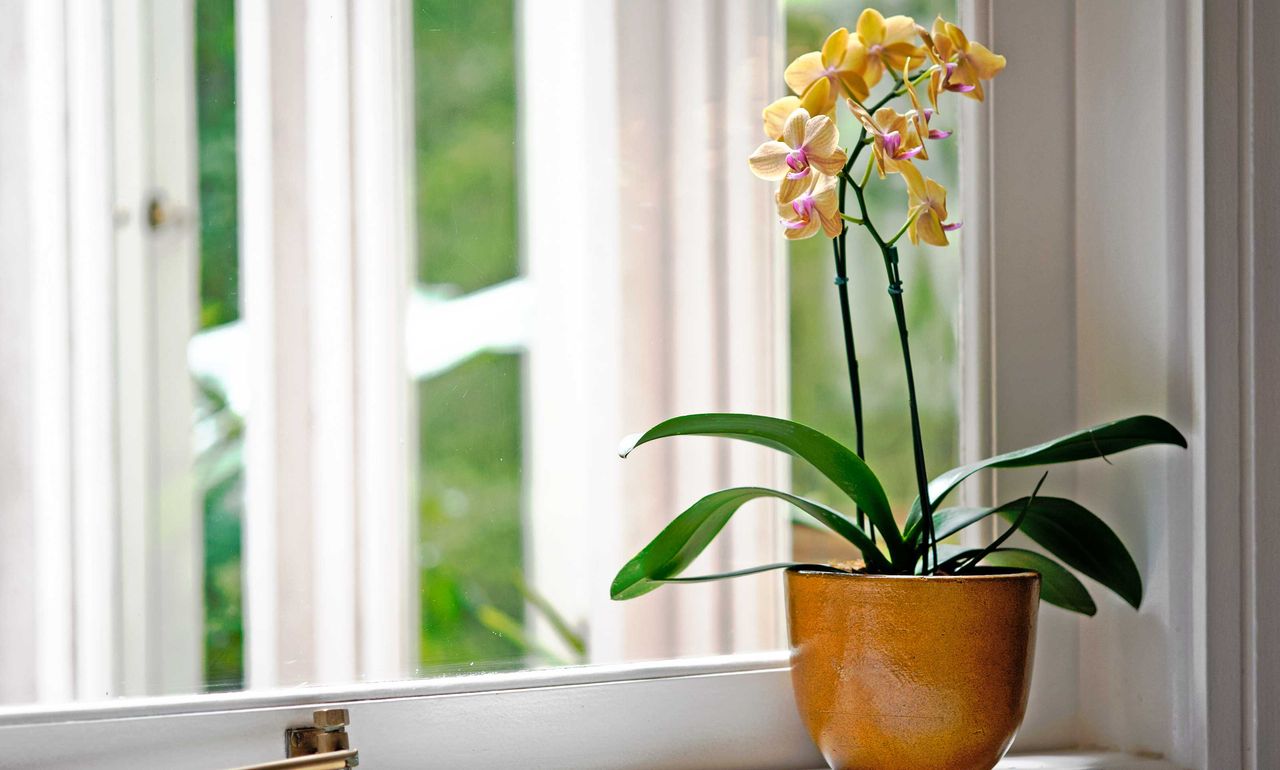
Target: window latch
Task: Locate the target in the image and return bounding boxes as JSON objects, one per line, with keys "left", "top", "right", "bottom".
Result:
{"left": 227, "top": 709, "right": 359, "bottom": 769}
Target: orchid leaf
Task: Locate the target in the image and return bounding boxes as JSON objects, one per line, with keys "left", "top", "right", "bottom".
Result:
{"left": 996, "top": 497, "right": 1142, "bottom": 609}
{"left": 918, "top": 496, "right": 1144, "bottom": 608}
{"left": 610, "top": 486, "right": 888, "bottom": 600}
{"left": 952, "top": 472, "right": 1048, "bottom": 572}
{"left": 905, "top": 415, "right": 1186, "bottom": 538}
{"left": 981, "top": 548, "right": 1097, "bottom": 616}
{"left": 621, "top": 413, "right": 903, "bottom": 558}
{"left": 656, "top": 562, "right": 836, "bottom": 584}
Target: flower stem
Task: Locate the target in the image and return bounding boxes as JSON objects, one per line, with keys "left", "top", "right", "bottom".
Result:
{"left": 850, "top": 174, "right": 938, "bottom": 573}
{"left": 834, "top": 175, "right": 869, "bottom": 540}
{"left": 886, "top": 213, "right": 919, "bottom": 247}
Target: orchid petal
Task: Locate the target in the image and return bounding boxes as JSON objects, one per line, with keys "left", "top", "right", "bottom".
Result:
{"left": 822, "top": 28, "right": 850, "bottom": 67}
{"left": 798, "top": 77, "right": 835, "bottom": 117}
{"left": 803, "top": 114, "right": 838, "bottom": 156}
{"left": 897, "top": 160, "right": 928, "bottom": 200}
{"left": 835, "top": 68, "right": 870, "bottom": 102}
{"left": 809, "top": 147, "right": 848, "bottom": 177}
{"left": 915, "top": 211, "right": 950, "bottom": 246}
{"left": 856, "top": 8, "right": 887, "bottom": 46}
{"left": 747, "top": 141, "right": 792, "bottom": 180}
{"left": 762, "top": 96, "right": 801, "bottom": 140}
{"left": 778, "top": 174, "right": 809, "bottom": 204}
{"left": 784, "top": 52, "right": 826, "bottom": 97}
{"left": 966, "top": 41, "right": 1007, "bottom": 80}
{"left": 945, "top": 20, "right": 969, "bottom": 51}
{"left": 782, "top": 108, "right": 809, "bottom": 149}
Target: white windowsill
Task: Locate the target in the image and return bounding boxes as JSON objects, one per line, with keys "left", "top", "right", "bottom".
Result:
{"left": 998, "top": 753, "right": 1180, "bottom": 769}
{"left": 808, "top": 752, "right": 1179, "bottom": 770}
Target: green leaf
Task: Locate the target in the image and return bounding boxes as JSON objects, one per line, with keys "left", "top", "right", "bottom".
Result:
{"left": 918, "top": 497, "right": 1144, "bottom": 609}
{"left": 906, "top": 415, "right": 1186, "bottom": 537}
{"left": 621, "top": 413, "right": 902, "bottom": 557}
{"left": 656, "top": 562, "right": 835, "bottom": 583}
{"left": 929, "top": 507, "right": 999, "bottom": 541}
{"left": 953, "top": 472, "right": 1048, "bottom": 573}
{"left": 610, "top": 486, "right": 888, "bottom": 600}
{"left": 996, "top": 497, "right": 1142, "bottom": 609}
{"left": 981, "top": 549, "right": 1097, "bottom": 616}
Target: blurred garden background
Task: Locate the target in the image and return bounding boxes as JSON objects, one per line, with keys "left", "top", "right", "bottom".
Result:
{"left": 191, "top": 0, "right": 957, "bottom": 691}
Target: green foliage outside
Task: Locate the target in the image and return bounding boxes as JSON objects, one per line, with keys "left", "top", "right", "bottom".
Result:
{"left": 413, "top": 0, "right": 518, "bottom": 292}
{"left": 416, "top": 354, "right": 527, "bottom": 672}
{"left": 785, "top": 0, "right": 960, "bottom": 520}
{"left": 413, "top": 0, "right": 530, "bottom": 671}
{"left": 194, "top": 0, "right": 244, "bottom": 691}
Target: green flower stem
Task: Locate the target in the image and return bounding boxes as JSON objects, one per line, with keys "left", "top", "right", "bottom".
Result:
{"left": 834, "top": 80, "right": 940, "bottom": 569}
{"left": 833, "top": 186, "right": 869, "bottom": 538}
{"left": 886, "top": 213, "right": 918, "bottom": 247}
{"left": 849, "top": 168, "right": 938, "bottom": 573}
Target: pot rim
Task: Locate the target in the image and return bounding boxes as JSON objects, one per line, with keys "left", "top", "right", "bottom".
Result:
{"left": 786, "top": 566, "right": 1040, "bottom": 582}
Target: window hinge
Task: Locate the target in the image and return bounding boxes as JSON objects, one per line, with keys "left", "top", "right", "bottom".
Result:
{"left": 227, "top": 709, "right": 359, "bottom": 770}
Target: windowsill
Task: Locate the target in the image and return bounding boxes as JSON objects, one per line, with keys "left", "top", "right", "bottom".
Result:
{"left": 809, "top": 753, "right": 1179, "bottom": 770}
{"left": 997, "top": 752, "right": 1180, "bottom": 769}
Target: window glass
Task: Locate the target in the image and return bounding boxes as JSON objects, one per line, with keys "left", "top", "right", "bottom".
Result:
{"left": 0, "top": 0, "right": 959, "bottom": 705}
{"left": 194, "top": 0, "right": 244, "bottom": 692}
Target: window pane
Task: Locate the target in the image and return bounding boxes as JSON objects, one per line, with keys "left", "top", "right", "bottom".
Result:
{"left": 0, "top": 0, "right": 963, "bottom": 705}
{"left": 413, "top": 0, "right": 519, "bottom": 292}
{"left": 417, "top": 353, "right": 527, "bottom": 672}
{"left": 194, "top": 0, "right": 244, "bottom": 692}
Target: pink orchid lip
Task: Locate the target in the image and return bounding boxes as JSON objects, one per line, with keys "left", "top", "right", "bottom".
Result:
{"left": 943, "top": 220, "right": 963, "bottom": 232}
{"left": 792, "top": 196, "right": 816, "bottom": 218}
{"left": 929, "top": 128, "right": 952, "bottom": 139}
{"left": 881, "top": 131, "right": 902, "bottom": 157}
{"left": 786, "top": 167, "right": 812, "bottom": 181}
{"left": 781, "top": 218, "right": 807, "bottom": 230}
{"left": 785, "top": 148, "right": 808, "bottom": 170}
{"left": 939, "top": 62, "right": 975, "bottom": 93}
{"left": 896, "top": 145, "right": 923, "bottom": 161}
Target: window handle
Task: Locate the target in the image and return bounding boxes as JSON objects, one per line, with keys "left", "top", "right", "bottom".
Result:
{"left": 227, "top": 709, "right": 359, "bottom": 769}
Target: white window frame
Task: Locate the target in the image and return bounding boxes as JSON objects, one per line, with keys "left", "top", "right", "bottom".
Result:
{"left": 0, "top": 0, "right": 1273, "bottom": 768}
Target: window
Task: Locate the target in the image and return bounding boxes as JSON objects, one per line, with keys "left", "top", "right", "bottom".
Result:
{"left": 0, "top": 1, "right": 1269, "bottom": 768}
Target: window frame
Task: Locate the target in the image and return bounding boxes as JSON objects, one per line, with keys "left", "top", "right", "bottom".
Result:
{"left": 0, "top": 0, "right": 1272, "bottom": 767}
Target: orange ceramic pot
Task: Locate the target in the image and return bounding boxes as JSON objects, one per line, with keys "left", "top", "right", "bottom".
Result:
{"left": 785, "top": 568, "right": 1040, "bottom": 770}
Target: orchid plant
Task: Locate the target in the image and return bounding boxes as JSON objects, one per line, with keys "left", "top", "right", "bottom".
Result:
{"left": 610, "top": 11, "right": 1186, "bottom": 615}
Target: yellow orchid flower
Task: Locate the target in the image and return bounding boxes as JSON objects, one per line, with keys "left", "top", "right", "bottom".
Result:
{"left": 847, "top": 99, "right": 925, "bottom": 178}
{"left": 901, "top": 61, "right": 952, "bottom": 142}
{"left": 924, "top": 16, "right": 1006, "bottom": 106}
{"left": 846, "top": 9, "right": 923, "bottom": 89}
{"left": 899, "top": 161, "right": 961, "bottom": 246}
{"left": 748, "top": 107, "right": 848, "bottom": 203}
{"left": 761, "top": 78, "right": 834, "bottom": 140}
{"left": 776, "top": 173, "right": 842, "bottom": 240}
{"left": 784, "top": 28, "right": 870, "bottom": 114}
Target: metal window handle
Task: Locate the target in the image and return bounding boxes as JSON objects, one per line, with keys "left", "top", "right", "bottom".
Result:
{"left": 227, "top": 709, "right": 359, "bottom": 770}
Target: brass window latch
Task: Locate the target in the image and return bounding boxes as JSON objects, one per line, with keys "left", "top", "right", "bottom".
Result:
{"left": 228, "top": 709, "right": 359, "bottom": 770}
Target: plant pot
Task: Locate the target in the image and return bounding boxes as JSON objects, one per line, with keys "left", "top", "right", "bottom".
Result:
{"left": 785, "top": 568, "right": 1040, "bottom": 770}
